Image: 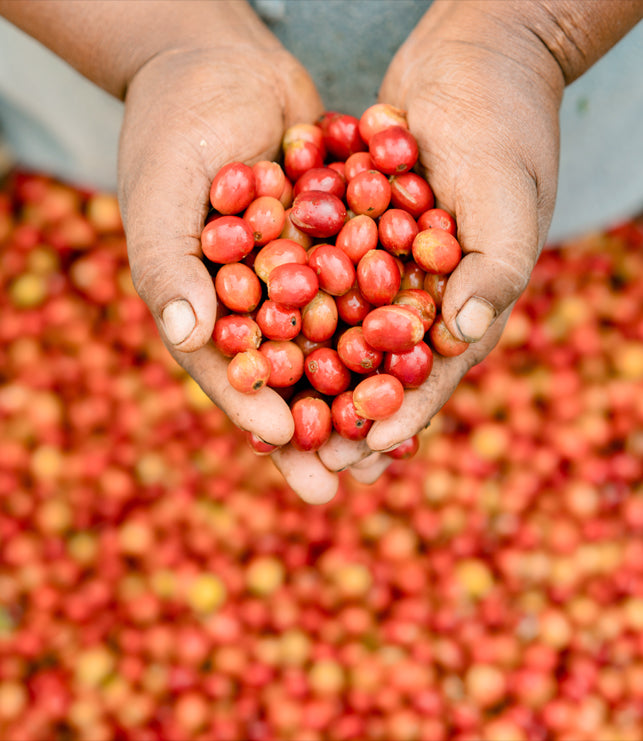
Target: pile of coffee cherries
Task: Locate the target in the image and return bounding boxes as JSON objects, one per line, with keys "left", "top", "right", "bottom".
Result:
{"left": 202, "top": 105, "right": 466, "bottom": 454}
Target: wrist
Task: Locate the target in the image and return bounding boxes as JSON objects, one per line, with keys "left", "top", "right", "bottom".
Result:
{"left": 0, "top": 0, "right": 281, "bottom": 99}
{"left": 412, "top": 0, "right": 643, "bottom": 87}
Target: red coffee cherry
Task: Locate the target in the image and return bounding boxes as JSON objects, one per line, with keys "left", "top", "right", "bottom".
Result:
{"left": 293, "top": 167, "right": 346, "bottom": 200}
{"left": 368, "top": 125, "right": 418, "bottom": 175}
{"left": 317, "top": 111, "right": 367, "bottom": 160}
{"left": 243, "top": 196, "right": 286, "bottom": 246}
{"left": 417, "top": 207, "right": 457, "bottom": 235}
{"left": 383, "top": 341, "right": 434, "bottom": 389}
{"left": 245, "top": 430, "right": 279, "bottom": 455}
{"left": 331, "top": 391, "right": 374, "bottom": 441}
{"left": 201, "top": 215, "right": 255, "bottom": 264}
{"left": 400, "top": 260, "right": 427, "bottom": 290}
{"left": 290, "top": 191, "right": 347, "bottom": 239}
{"left": 344, "top": 152, "right": 375, "bottom": 181}
{"left": 209, "top": 161, "right": 256, "bottom": 214}
{"left": 336, "top": 326, "right": 383, "bottom": 374}
{"left": 290, "top": 396, "right": 333, "bottom": 452}
{"left": 378, "top": 208, "right": 419, "bottom": 258}
{"left": 252, "top": 160, "right": 286, "bottom": 199}
{"left": 429, "top": 316, "right": 469, "bottom": 357}
{"left": 304, "top": 347, "right": 351, "bottom": 396}
{"left": 253, "top": 238, "right": 308, "bottom": 283}
{"left": 259, "top": 340, "right": 305, "bottom": 388}
{"left": 335, "top": 284, "right": 373, "bottom": 326}
{"left": 386, "top": 435, "right": 420, "bottom": 460}
{"left": 308, "top": 244, "right": 356, "bottom": 297}
{"left": 352, "top": 374, "right": 405, "bottom": 420}
{"left": 359, "top": 103, "right": 408, "bottom": 144}
{"left": 283, "top": 140, "right": 324, "bottom": 182}
{"left": 214, "top": 263, "right": 262, "bottom": 313}
{"left": 423, "top": 272, "right": 449, "bottom": 310}
{"left": 390, "top": 173, "right": 435, "bottom": 217}
{"left": 393, "top": 288, "right": 437, "bottom": 332}
{"left": 227, "top": 348, "right": 272, "bottom": 394}
{"left": 335, "top": 214, "right": 379, "bottom": 264}
{"left": 356, "top": 249, "right": 401, "bottom": 306}
{"left": 412, "top": 228, "right": 462, "bottom": 274}
{"left": 267, "top": 263, "right": 319, "bottom": 308}
{"left": 346, "top": 170, "right": 391, "bottom": 218}
{"left": 214, "top": 315, "right": 262, "bottom": 357}
{"left": 301, "top": 291, "right": 338, "bottom": 342}
{"left": 256, "top": 300, "right": 302, "bottom": 341}
{"left": 362, "top": 305, "right": 424, "bottom": 353}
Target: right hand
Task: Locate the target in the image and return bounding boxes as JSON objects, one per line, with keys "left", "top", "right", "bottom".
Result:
{"left": 117, "top": 15, "right": 330, "bottom": 493}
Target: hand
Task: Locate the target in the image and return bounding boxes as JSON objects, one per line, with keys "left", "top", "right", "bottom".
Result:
{"left": 117, "top": 20, "right": 332, "bottom": 493}
{"left": 358, "top": 0, "right": 566, "bottom": 454}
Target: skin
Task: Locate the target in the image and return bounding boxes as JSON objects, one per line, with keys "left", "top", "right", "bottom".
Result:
{"left": 1, "top": 0, "right": 642, "bottom": 503}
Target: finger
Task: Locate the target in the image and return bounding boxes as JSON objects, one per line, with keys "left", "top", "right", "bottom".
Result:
{"left": 277, "top": 55, "right": 325, "bottom": 127}
{"left": 438, "top": 162, "right": 546, "bottom": 344}
{"left": 348, "top": 453, "right": 392, "bottom": 485}
{"left": 179, "top": 342, "right": 294, "bottom": 446}
{"left": 272, "top": 447, "right": 339, "bottom": 504}
{"left": 317, "top": 433, "right": 371, "bottom": 472}
{"left": 118, "top": 127, "right": 219, "bottom": 353}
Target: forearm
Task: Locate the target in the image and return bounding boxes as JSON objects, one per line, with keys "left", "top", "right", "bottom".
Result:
{"left": 408, "top": 0, "right": 643, "bottom": 89}
{"left": 0, "top": 0, "right": 276, "bottom": 99}
{"left": 506, "top": 0, "right": 643, "bottom": 84}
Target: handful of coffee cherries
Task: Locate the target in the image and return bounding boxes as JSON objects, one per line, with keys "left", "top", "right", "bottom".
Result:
{"left": 201, "top": 105, "right": 466, "bottom": 457}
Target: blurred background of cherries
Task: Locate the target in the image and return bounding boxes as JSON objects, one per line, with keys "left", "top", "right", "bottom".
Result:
{"left": 1, "top": 170, "right": 643, "bottom": 741}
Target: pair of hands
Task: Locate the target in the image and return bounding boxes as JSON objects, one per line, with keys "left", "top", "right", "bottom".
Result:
{"left": 117, "top": 2, "right": 564, "bottom": 503}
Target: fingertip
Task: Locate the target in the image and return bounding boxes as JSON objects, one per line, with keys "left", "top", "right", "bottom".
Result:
{"left": 349, "top": 453, "right": 391, "bottom": 484}
{"left": 272, "top": 447, "right": 339, "bottom": 504}
{"left": 161, "top": 298, "right": 198, "bottom": 348}
{"left": 230, "top": 386, "right": 295, "bottom": 447}
{"left": 317, "top": 433, "right": 370, "bottom": 472}
{"left": 453, "top": 295, "right": 497, "bottom": 343}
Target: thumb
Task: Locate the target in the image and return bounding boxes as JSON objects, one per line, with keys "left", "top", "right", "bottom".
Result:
{"left": 119, "top": 141, "right": 217, "bottom": 353}
{"left": 275, "top": 53, "right": 325, "bottom": 128}
{"left": 440, "top": 165, "right": 549, "bottom": 343}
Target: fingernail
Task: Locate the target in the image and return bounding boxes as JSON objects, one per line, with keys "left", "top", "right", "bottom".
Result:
{"left": 455, "top": 297, "right": 496, "bottom": 342}
{"left": 161, "top": 299, "right": 196, "bottom": 345}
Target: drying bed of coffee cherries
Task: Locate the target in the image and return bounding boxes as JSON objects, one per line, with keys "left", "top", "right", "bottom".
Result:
{"left": 1, "top": 165, "right": 643, "bottom": 741}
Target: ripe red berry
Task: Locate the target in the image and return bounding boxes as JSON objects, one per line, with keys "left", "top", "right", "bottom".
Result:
{"left": 336, "top": 326, "right": 383, "bottom": 374}
{"left": 383, "top": 341, "right": 434, "bottom": 389}
{"left": 290, "top": 397, "right": 333, "bottom": 452}
{"left": 201, "top": 215, "right": 255, "bottom": 264}
{"left": 290, "top": 191, "right": 347, "bottom": 239}
{"left": 214, "top": 263, "right": 262, "bottom": 313}
{"left": 267, "top": 263, "right": 319, "bottom": 308}
{"left": 412, "top": 228, "right": 462, "bottom": 274}
{"left": 331, "top": 391, "right": 374, "bottom": 440}
{"left": 352, "top": 374, "right": 405, "bottom": 420}
{"left": 209, "top": 162, "right": 256, "bottom": 214}
{"left": 259, "top": 340, "right": 305, "bottom": 387}
{"left": 369, "top": 125, "right": 419, "bottom": 175}
{"left": 308, "top": 244, "right": 356, "bottom": 297}
{"left": 362, "top": 305, "right": 425, "bottom": 353}
{"left": 256, "top": 300, "right": 302, "bottom": 341}
{"left": 304, "top": 348, "right": 351, "bottom": 396}
{"left": 227, "top": 349, "right": 271, "bottom": 394}
{"left": 356, "top": 249, "right": 401, "bottom": 306}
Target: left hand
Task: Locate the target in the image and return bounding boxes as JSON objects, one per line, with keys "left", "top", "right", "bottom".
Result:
{"left": 361, "top": 0, "right": 565, "bottom": 456}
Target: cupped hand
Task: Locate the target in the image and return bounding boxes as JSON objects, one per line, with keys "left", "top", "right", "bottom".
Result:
{"left": 362, "top": 0, "right": 566, "bottom": 453}
{"left": 117, "top": 22, "right": 334, "bottom": 497}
